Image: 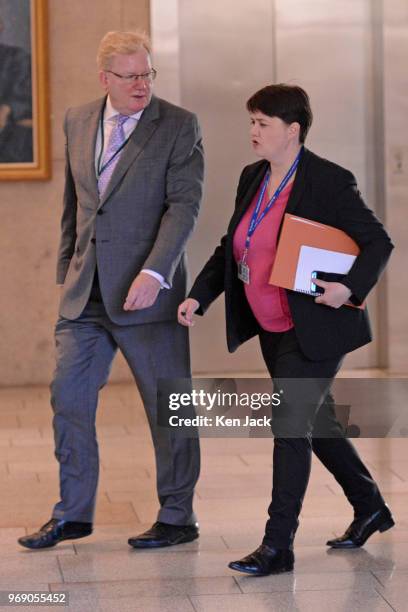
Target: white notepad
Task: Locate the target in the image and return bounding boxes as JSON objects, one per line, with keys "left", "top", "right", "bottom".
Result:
{"left": 294, "top": 245, "right": 356, "bottom": 295}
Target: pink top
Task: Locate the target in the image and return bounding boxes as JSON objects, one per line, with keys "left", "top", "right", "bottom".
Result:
{"left": 233, "top": 178, "right": 294, "bottom": 332}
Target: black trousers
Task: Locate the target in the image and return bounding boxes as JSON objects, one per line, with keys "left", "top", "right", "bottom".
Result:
{"left": 259, "top": 327, "right": 385, "bottom": 549}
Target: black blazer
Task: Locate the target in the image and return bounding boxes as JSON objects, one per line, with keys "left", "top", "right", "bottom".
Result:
{"left": 189, "top": 148, "right": 394, "bottom": 361}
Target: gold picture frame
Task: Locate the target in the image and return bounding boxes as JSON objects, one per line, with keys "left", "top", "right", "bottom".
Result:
{"left": 0, "top": 0, "right": 50, "bottom": 180}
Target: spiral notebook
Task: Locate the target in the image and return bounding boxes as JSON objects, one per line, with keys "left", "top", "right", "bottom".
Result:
{"left": 294, "top": 245, "right": 356, "bottom": 294}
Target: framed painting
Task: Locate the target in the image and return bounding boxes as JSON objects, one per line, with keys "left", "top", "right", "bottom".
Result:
{"left": 0, "top": 0, "right": 50, "bottom": 180}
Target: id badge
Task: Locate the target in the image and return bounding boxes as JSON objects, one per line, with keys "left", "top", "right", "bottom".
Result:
{"left": 238, "top": 260, "right": 250, "bottom": 284}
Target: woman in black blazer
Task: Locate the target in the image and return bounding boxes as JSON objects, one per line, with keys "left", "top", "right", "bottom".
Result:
{"left": 178, "top": 84, "right": 394, "bottom": 576}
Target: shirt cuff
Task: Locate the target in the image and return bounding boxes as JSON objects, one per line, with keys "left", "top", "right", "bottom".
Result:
{"left": 142, "top": 269, "right": 170, "bottom": 289}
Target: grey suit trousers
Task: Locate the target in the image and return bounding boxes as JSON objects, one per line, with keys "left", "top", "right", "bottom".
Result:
{"left": 50, "top": 298, "right": 200, "bottom": 525}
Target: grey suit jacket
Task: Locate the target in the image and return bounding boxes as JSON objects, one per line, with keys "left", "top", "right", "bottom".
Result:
{"left": 57, "top": 95, "right": 204, "bottom": 325}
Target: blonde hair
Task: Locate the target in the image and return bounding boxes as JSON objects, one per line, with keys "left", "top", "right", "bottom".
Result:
{"left": 97, "top": 31, "right": 151, "bottom": 70}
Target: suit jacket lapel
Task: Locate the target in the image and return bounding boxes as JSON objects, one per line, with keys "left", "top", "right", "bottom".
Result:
{"left": 98, "top": 96, "right": 161, "bottom": 208}
{"left": 283, "top": 146, "right": 310, "bottom": 216}
{"left": 82, "top": 98, "right": 105, "bottom": 203}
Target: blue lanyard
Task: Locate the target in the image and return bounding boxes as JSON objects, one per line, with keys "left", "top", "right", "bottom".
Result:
{"left": 243, "top": 148, "right": 303, "bottom": 257}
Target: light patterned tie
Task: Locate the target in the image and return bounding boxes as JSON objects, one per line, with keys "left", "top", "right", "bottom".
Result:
{"left": 97, "top": 113, "right": 130, "bottom": 197}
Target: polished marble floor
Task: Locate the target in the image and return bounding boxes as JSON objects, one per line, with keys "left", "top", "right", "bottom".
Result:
{"left": 0, "top": 381, "right": 407, "bottom": 611}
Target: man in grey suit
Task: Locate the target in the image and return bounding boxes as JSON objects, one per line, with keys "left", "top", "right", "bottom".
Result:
{"left": 19, "top": 31, "right": 203, "bottom": 550}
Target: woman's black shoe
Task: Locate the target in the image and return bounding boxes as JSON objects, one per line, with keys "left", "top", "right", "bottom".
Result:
{"left": 326, "top": 505, "right": 395, "bottom": 548}
{"left": 228, "top": 545, "right": 294, "bottom": 576}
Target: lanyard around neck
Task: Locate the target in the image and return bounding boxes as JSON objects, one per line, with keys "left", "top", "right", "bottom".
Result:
{"left": 97, "top": 103, "right": 133, "bottom": 177}
{"left": 243, "top": 147, "right": 303, "bottom": 255}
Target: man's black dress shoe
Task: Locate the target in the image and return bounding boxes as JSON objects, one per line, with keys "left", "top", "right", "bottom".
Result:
{"left": 228, "top": 545, "right": 294, "bottom": 576}
{"left": 327, "top": 505, "right": 395, "bottom": 549}
{"left": 18, "top": 519, "right": 93, "bottom": 550}
{"left": 128, "top": 521, "right": 199, "bottom": 548}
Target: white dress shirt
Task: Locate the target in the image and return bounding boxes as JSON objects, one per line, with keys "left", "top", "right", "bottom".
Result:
{"left": 95, "top": 96, "right": 168, "bottom": 289}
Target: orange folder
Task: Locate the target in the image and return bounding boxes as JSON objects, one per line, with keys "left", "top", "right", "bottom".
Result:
{"left": 269, "top": 214, "right": 364, "bottom": 309}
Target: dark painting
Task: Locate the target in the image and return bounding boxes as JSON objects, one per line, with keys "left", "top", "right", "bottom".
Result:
{"left": 0, "top": 0, "right": 33, "bottom": 164}
{"left": 0, "top": 0, "right": 49, "bottom": 180}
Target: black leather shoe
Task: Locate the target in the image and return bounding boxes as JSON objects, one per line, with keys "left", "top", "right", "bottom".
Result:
{"left": 228, "top": 545, "right": 294, "bottom": 576}
{"left": 128, "top": 521, "right": 199, "bottom": 548}
{"left": 18, "top": 519, "right": 93, "bottom": 550}
{"left": 327, "top": 505, "right": 395, "bottom": 549}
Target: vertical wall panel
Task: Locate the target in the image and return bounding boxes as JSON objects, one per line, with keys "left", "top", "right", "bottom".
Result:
{"left": 178, "top": 0, "right": 277, "bottom": 373}
{"left": 274, "top": 0, "right": 377, "bottom": 367}
{"left": 383, "top": 0, "right": 408, "bottom": 371}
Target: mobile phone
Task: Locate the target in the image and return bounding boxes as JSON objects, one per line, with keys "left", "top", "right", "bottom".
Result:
{"left": 310, "top": 271, "right": 319, "bottom": 294}
{"left": 311, "top": 271, "right": 346, "bottom": 294}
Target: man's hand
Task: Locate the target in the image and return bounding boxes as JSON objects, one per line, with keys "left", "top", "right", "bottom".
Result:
{"left": 0, "top": 104, "right": 11, "bottom": 131}
{"left": 123, "top": 272, "right": 161, "bottom": 311}
{"left": 178, "top": 298, "right": 200, "bottom": 326}
{"left": 313, "top": 279, "right": 352, "bottom": 309}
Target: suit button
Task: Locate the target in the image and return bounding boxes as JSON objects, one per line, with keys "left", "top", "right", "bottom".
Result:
{"left": 97, "top": 210, "right": 104, "bottom": 215}
{"left": 91, "top": 238, "right": 96, "bottom": 244}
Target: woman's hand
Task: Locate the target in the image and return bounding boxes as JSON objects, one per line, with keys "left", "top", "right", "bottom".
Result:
{"left": 313, "top": 279, "right": 352, "bottom": 309}
{"left": 178, "top": 298, "right": 200, "bottom": 326}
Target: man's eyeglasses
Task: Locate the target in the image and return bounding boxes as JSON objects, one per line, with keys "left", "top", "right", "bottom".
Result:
{"left": 105, "top": 69, "right": 157, "bottom": 83}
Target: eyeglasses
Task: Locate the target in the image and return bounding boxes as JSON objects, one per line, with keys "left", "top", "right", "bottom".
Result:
{"left": 105, "top": 69, "right": 157, "bottom": 83}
